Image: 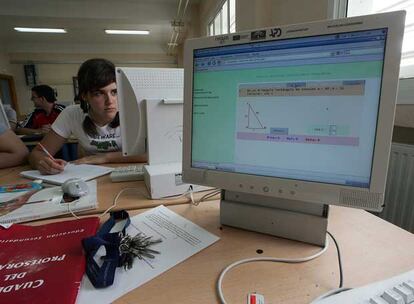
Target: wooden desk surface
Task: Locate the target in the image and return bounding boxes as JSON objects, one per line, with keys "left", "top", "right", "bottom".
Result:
{"left": 0, "top": 165, "right": 219, "bottom": 218}
{"left": 3, "top": 166, "right": 414, "bottom": 303}
{"left": 106, "top": 202, "right": 414, "bottom": 304}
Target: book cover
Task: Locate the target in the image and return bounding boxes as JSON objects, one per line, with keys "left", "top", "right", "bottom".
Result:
{"left": 0, "top": 217, "right": 100, "bottom": 304}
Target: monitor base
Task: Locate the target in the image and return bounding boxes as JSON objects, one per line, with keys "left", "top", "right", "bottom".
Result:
{"left": 220, "top": 191, "right": 329, "bottom": 246}
{"left": 144, "top": 162, "right": 211, "bottom": 199}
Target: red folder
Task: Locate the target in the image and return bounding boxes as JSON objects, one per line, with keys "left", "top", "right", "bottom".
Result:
{"left": 0, "top": 217, "right": 100, "bottom": 304}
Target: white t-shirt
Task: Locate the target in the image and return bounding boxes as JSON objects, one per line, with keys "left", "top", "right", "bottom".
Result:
{"left": 0, "top": 122, "right": 8, "bottom": 135}
{"left": 52, "top": 105, "right": 122, "bottom": 155}
{"left": 3, "top": 104, "right": 17, "bottom": 124}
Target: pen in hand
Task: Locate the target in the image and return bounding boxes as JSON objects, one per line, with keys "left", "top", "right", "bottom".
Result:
{"left": 38, "top": 142, "right": 66, "bottom": 169}
{"left": 37, "top": 143, "right": 57, "bottom": 161}
{"left": 36, "top": 143, "right": 67, "bottom": 175}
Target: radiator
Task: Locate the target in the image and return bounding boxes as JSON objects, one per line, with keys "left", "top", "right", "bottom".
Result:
{"left": 378, "top": 143, "right": 414, "bottom": 232}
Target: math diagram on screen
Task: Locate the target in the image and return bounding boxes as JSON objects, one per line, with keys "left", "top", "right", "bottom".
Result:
{"left": 245, "top": 103, "right": 266, "bottom": 130}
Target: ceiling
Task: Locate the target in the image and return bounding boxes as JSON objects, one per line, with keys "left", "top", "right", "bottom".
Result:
{"left": 0, "top": 0, "right": 198, "bottom": 55}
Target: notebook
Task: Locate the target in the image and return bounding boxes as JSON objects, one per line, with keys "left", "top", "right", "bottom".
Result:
{"left": 20, "top": 164, "right": 113, "bottom": 185}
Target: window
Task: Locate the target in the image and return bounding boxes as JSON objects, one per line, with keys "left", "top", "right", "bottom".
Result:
{"left": 208, "top": 0, "right": 236, "bottom": 36}
{"left": 347, "top": 0, "right": 414, "bottom": 77}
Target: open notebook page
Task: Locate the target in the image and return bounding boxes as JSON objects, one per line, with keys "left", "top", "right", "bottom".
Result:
{"left": 20, "top": 164, "right": 113, "bottom": 185}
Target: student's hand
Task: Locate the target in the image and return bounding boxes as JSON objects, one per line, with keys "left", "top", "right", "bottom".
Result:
{"left": 40, "top": 124, "right": 52, "bottom": 134}
{"left": 74, "top": 154, "right": 107, "bottom": 165}
{"left": 37, "top": 157, "right": 67, "bottom": 175}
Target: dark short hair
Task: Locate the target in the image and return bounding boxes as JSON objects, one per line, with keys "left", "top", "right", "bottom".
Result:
{"left": 78, "top": 58, "right": 115, "bottom": 99}
{"left": 31, "top": 85, "right": 56, "bottom": 103}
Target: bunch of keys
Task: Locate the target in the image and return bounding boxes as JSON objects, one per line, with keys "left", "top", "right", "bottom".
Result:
{"left": 119, "top": 233, "right": 162, "bottom": 269}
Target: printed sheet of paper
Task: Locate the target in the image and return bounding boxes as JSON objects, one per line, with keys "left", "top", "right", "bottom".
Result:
{"left": 77, "top": 205, "right": 220, "bottom": 304}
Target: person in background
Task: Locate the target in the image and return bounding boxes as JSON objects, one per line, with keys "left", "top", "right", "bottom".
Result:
{"left": 17, "top": 85, "right": 65, "bottom": 135}
{"left": 3, "top": 104, "right": 17, "bottom": 131}
{"left": 29, "top": 58, "right": 147, "bottom": 174}
{"left": 0, "top": 122, "right": 29, "bottom": 168}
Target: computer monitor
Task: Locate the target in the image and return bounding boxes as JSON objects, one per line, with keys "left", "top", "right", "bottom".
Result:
{"left": 116, "top": 67, "right": 184, "bottom": 160}
{"left": 117, "top": 67, "right": 210, "bottom": 198}
{"left": 182, "top": 11, "right": 405, "bottom": 246}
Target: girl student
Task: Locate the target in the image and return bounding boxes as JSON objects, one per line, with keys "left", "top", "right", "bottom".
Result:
{"left": 29, "top": 58, "right": 146, "bottom": 174}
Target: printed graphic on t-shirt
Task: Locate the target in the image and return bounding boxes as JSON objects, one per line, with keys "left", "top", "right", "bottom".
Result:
{"left": 89, "top": 134, "right": 119, "bottom": 151}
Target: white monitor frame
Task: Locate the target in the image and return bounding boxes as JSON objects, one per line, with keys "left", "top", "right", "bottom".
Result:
{"left": 182, "top": 11, "right": 405, "bottom": 212}
{"left": 145, "top": 99, "right": 183, "bottom": 165}
{"left": 116, "top": 67, "right": 184, "bottom": 157}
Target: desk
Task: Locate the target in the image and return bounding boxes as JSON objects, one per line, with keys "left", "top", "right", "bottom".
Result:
{"left": 2, "top": 167, "right": 414, "bottom": 303}
{"left": 27, "top": 201, "right": 414, "bottom": 303}
{"left": 75, "top": 202, "right": 414, "bottom": 304}
{"left": 0, "top": 165, "right": 219, "bottom": 217}
{"left": 0, "top": 165, "right": 25, "bottom": 179}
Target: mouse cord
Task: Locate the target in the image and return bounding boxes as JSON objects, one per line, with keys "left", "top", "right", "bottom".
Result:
{"left": 67, "top": 201, "right": 81, "bottom": 219}
{"left": 100, "top": 187, "right": 138, "bottom": 218}
{"left": 66, "top": 187, "right": 138, "bottom": 220}
{"left": 217, "top": 237, "right": 330, "bottom": 304}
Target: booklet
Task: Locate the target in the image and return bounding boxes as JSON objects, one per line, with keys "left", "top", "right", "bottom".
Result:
{"left": 0, "top": 217, "right": 100, "bottom": 304}
{"left": 0, "top": 180, "right": 98, "bottom": 224}
{"left": 20, "top": 164, "right": 113, "bottom": 185}
{"left": 77, "top": 205, "right": 220, "bottom": 304}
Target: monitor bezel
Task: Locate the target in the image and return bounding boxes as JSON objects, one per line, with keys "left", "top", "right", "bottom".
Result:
{"left": 182, "top": 11, "right": 405, "bottom": 210}
{"left": 117, "top": 67, "right": 184, "bottom": 157}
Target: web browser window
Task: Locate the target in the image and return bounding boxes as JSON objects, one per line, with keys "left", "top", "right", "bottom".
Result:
{"left": 191, "top": 29, "right": 387, "bottom": 188}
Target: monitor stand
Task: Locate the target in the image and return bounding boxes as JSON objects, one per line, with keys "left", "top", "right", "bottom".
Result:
{"left": 220, "top": 190, "right": 329, "bottom": 246}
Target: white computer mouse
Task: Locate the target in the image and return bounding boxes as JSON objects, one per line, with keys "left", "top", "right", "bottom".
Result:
{"left": 61, "top": 178, "right": 89, "bottom": 198}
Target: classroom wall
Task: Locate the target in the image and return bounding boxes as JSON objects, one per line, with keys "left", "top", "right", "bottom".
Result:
{"left": 395, "top": 105, "right": 414, "bottom": 128}
{"left": 236, "top": 0, "right": 330, "bottom": 30}
{"left": 9, "top": 52, "right": 178, "bottom": 116}
{"left": 176, "top": 2, "right": 202, "bottom": 67}
{"left": 396, "top": 100, "right": 414, "bottom": 128}
{"left": 198, "top": 0, "right": 331, "bottom": 35}
{"left": 0, "top": 52, "right": 13, "bottom": 75}
{"left": 6, "top": 0, "right": 414, "bottom": 128}
{"left": 5, "top": 0, "right": 333, "bottom": 117}
{"left": 3, "top": 0, "right": 207, "bottom": 117}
